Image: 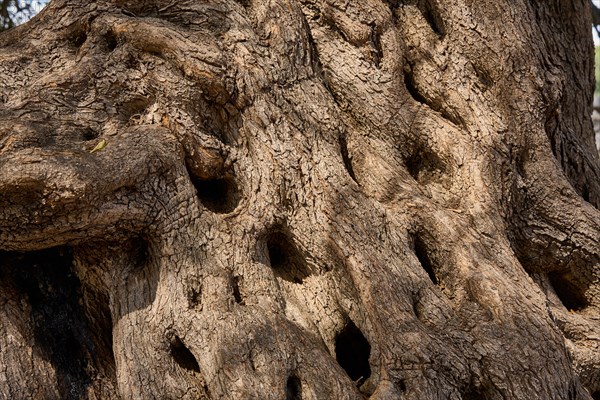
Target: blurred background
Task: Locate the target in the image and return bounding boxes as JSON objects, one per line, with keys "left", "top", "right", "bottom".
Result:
{"left": 0, "top": 0, "right": 46, "bottom": 31}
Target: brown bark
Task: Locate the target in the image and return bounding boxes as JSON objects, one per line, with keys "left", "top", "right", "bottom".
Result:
{"left": 0, "top": 0, "right": 599, "bottom": 399}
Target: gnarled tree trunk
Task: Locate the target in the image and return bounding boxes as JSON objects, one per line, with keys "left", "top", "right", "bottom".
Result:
{"left": 0, "top": 0, "right": 599, "bottom": 399}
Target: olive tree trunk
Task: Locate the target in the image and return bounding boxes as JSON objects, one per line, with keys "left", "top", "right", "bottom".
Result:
{"left": 0, "top": 0, "right": 599, "bottom": 399}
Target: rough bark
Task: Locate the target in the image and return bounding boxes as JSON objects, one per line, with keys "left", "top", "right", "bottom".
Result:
{"left": 0, "top": 0, "right": 599, "bottom": 399}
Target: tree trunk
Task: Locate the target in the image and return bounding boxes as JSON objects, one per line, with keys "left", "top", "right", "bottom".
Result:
{"left": 0, "top": 0, "right": 599, "bottom": 399}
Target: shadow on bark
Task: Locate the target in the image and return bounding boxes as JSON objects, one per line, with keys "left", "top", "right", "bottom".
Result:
{"left": 0, "top": 248, "right": 116, "bottom": 399}
{"left": 191, "top": 176, "right": 241, "bottom": 214}
{"left": 265, "top": 228, "right": 312, "bottom": 283}
{"left": 335, "top": 319, "right": 371, "bottom": 386}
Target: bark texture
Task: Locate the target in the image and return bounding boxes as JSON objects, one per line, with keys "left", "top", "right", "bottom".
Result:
{"left": 0, "top": 0, "right": 599, "bottom": 399}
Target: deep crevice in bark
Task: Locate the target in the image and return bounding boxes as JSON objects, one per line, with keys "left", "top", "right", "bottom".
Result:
{"left": 191, "top": 177, "right": 240, "bottom": 214}
{"left": 335, "top": 319, "right": 371, "bottom": 385}
{"left": 403, "top": 68, "right": 428, "bottom": 105}
{"left": 462, "top": 386, "right": 490, "bottom": 400}
{"left": 544, "top": 109, "right": 560, "bottom": 160}
{"left": 64, "top": 19, "right": 89, "bottom": 50}
{"left": 405, "top": 147, "right": 446, "bottom": 185}
{"left": 383, "top": 0, "right": 401, "bottom": 14}
{"left": 299, "top": 11, "right": 321, "bottom": 73}
{"left": 548, "top": 271, "right": 589, "bottom": 312}
{"left": 339, "top": 134, "right": 358, "bottom": 184}
{"left": 265, "top": 229, "right": 311, "bottom": 283}
{"left": 472, "top": 63, "right": 493, "bottom": 90}
{"left": 82, "top": 127, "right": 100, "bottom": 141}
{"left": 413, "top": 234, "right": 438, "bottom": 284}
{"left": 591, "top": 390, "right": 600, "bottom": 400}
{"left": 582, "top": 185, "right": 590, "bottom": 203}
{"left": 286, "top": 375, "right": 302, "bottom": 400}
{"left": 403, "top": 66, "right": 464, "bottom": 128}
{"left": 170, "top": 335, "right": 200, "bottom": 373}
{"left": 231, "top": 275, "right": 244, "bottom": 305}
{"left": 187, "top": 284, "right": 202, "bottom": 308}
{"left": 235, "top": 0, "right": 250, "bottom": 8}
{"left": 368, "top": 22, "right": 383, "bottom": 68}
{"left": 418, "top": 0, "right": 445, "bottom": 37}
{"left": 105, "top": 30, "right": 118, "bottom": 51}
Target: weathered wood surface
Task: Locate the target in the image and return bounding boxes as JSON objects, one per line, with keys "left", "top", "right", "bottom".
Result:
{"left": 0, "top": 0, "right": 598, "bottom": 398}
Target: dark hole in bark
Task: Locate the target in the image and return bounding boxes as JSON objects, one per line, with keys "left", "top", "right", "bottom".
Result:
{"left": 398, "top": 379, "right": 407, "bottom": 392}
{"left": 81, "top": 127, "right": 100, "bottom": 141}
{"left": 413, "top": 235, "right": 438, "bottom": 284}
{"left": 71, "top": 31, "right": 87, "bottom": 48}
{"left": 473, "top": 63, "right": 493, "bottom": 89}
{"left": 170, "top": 335, "right": 200, "bottom": 373}
{"left": 369, "top": 23, "right": 383, "bottom": 68}
{"left": 405, "top": 148, "right": 445, "bottom": 184}
{"left": 266, "top": 230, "right": 311, "bottom": 283}
{"left": 591, "top": 391, "right": 600, "bottom": 400}
{"left": 131, "top": 237, "right": 150, "bottom": 270}
{"left": 187, "top": 286, "right": 201, "bottom": 308}
{"left": 412, "top": 295, "right": 426, "bottom": 321}
{"left": 462, "top": 387, "right": 488, "bottom": 400}
{"left": 548, "top": 271, "right": 588, "bottom": 311}
{"left": 105, "top": 31, "right": 118, "bottom": 51}
{"left": 582, "top": 185, "right": 590, "bottom": 202}
{"left": 404, "top": 69, "right": 428, "bottom": 105}
{"left": 544, "top": 109, "right": 559, "bottom": 160}
{"left": 0, "top": 179, "right": 44, "bottom": 206}
{"left": 0, "top": 247, "right": 116, "bottom": 399}
{"left": 515, "top": 147, "right": 529, "bottom": 179}
{"left": 232, "top": 275, "right": 244, "bottom": 304}
{"left": 420, "top": 0, "right": 445, "bottom": 37}
{"left": 147, "top": 49, "right": 163, "bottom": 58}
{"left": 339, "top": 135, "right": 358, "bottom": 184}
{"left": 384, "top": 0, "right": 401, "bottom": 13}
{"left": 118, "top": 236, "right": 152, "bottom": 278}
{"left": 335, "top": 319, "right": 372, "bottom": 384}
{"left": 119, "top": 95, "right": 154, "bottom": 122}
{"left": 191, "top": 177, "right": 240, "bottom": 214}
{"left": 286, "top": 375, "right": 302, "bottom": 400}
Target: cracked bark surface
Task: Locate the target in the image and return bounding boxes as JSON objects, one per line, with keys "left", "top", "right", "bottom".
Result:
{"left": 0, "top": 0, "right": 599, "bottom": 398}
